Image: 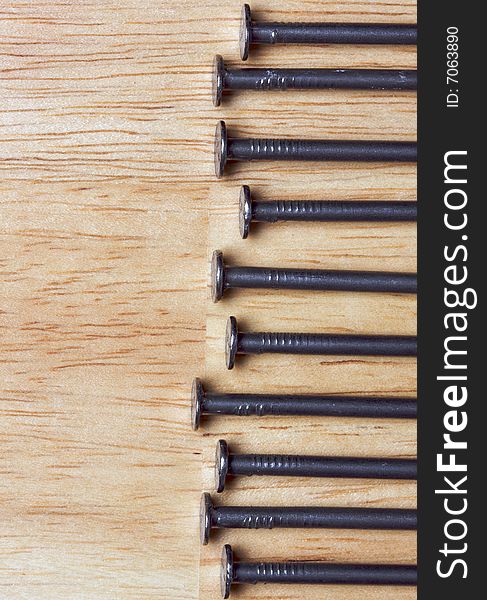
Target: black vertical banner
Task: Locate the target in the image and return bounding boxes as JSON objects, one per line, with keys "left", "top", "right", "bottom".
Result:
{"left": 418, "top": 1, "right": 481, "bottom": 597}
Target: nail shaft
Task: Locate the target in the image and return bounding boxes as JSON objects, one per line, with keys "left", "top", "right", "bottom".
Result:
{"left": 253, "top": 200, "right": 416, "bottom": 220}
{"left": 216, "top": 506, "right": 416, "bottom": 530}
{"left": 205, "top": 393, "right": 417, "bottom": 418}
{"left": 225, "top": 316, "right": 416, "bottom": 369}
{"left": 235, "top": 561, "right": 416, "bottom": 584}
{"left": 231, "top": 454, "right": 416, "bottom": 479}
{"left": 191, "top": 379, "right": 416, "bottom": 430}
{"left": 240, "top": 5, "right": 417, "bottom": 59}
{"left": 227, "top": 68, "right": 416, "bottom": 90}
{"left": 215, "top": 440, "right": 416, "bottom": 492}
{"left": 225, "top": 266, "right": 416, "bottom": 293}
{"left": 252, "top": 24, "right": 417, "bottom": 44}
{"left": 221, "top": 545, "right": 416, "bottom": 597}
{"left": 200, "top": 493, "right": 416, "bottom": 544}
{"left": 215, "top": 121, "right": 416, "bottom": 177}
{"left": 211, "top": 250, "right": 416, "bottom": 301}
{"left": 239, "top": 186, "right": 417, "bottom": 237}
{"left": 213, "top": 55, "right": 416, "bottom": 105}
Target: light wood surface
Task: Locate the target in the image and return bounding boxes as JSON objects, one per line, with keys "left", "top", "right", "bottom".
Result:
{"left": 0, "top": 1, "right": 416, "bottom": 599}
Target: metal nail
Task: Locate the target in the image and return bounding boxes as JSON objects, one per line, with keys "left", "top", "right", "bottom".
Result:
{"left": 214, "top": 121, "right": 417, "bottom": 178}
{"left": 191, "top": 378, "right": 416, "bottom": 431}
{"left": 213, "top": 55, "right": 416, "bottom": 106}
{"left": 214, "top": 440, "right": 417, "bottom": 493}
{"left": 200, "top": 492, "right": 416, "bottom": 544}
{"left": 225, "top": 316, "right": 416, "bottom": 369}
{"left": 221, "top": 544, "right": 416, "bottom": 597}
{"left": 240, "top": 4, "right": 417, "bottom": 60}
{"left": 211, "top": 249, "right": 416, "bottom": 301}
{"left": 239, "top": 185, "right": 417, "bottom": 238}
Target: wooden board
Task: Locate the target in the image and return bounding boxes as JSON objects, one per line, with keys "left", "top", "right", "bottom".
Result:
{"left": 0, "top": 1, "right": 416, "bottom": 599}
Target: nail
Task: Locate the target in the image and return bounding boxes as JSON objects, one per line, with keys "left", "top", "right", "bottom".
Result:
{"left": 200, "top": 492, "right": 416, "bottom": 545}
{"left": 212, "top": 55, "right": 416, "bottom": 106}
{"left": 191, "top": 378, "right": 416, "bottom": 431}
{"left": 240, "top": 4, "right": 417, "bottom": 60}
{"left": 225, "top": 316, "right": 416, "bottom": 369}
{"left": 239, "top": 185, "right": 417, "bottom": 238}
{"left": 221, "top": 544, "right": 417, "bottom": 597}
{"left": 214, "top": 121, "right": 417, "bottom": 178}
{"left": 211, "top": 249, "right": 416, "bottom": 302}
{"left": 214, "top": 440, "right": 417, "bottom": 493}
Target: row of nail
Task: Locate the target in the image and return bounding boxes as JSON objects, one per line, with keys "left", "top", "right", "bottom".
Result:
{"left": 197, "top": 5, "right": 417, "bottom": 598}
{"left": 213, "top": 4, "right": 417, "bottom": 178}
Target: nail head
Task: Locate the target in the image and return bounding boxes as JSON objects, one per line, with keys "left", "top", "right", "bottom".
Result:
{"left": 225, "top": 316, "right": 238, "bottom": 370}
{"left": 191, "top": 377, "right": 204, "bottom": 430}
{"left": 211, "top": 250, "right": 225, "bottom": 302}
{"left": 239, "top": 185, "right": 252, "bottom": 239}
{"left": 214, "top": 120, "right": 228, "bottom": 179}
{"left": 200, "top": 492, "right": 213, "bottom": 545}
{"left": 221, "top": 544, "right": 234, "bottom": 598}
{"left": 239, "top": 4, "right": 252, "bottom": 60}
{"left": 212, "top": 54, "right": 225, "bottom": 107}
{"left": 215, "top": 439, "right": 229, "bottom": 493}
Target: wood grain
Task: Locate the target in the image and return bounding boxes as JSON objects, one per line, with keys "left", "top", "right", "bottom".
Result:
{"left": 0, "top": 1, "right": 416, "bottom": 599}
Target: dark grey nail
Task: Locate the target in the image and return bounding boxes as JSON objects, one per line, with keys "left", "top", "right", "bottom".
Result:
{"left": 239, "top": 185, "right": 417, "bottom": 238}
{"left": 214, "top": 440, "right": 417, "bottom": 493}
{"left": 191, "top": 378, "right": 416, "bottom": 431}
{"left": 200, "top": 492, "right": 417, "bottom": 544}
{"left": 240, "top": 3, "right": 417, "bottom": 60}
{"left": 213, "top": 54, "right": 416, "bottom": 106}
{"left": 221, "top": 544, "right": 416, "bottom": 598}
{"left": 211, "top": 249, "right": 417, "bottom": 301}
{"left": 225, "top": 316, "right": 417, "bottom": 369}
{"left": 214, "top": 121, "right": 417, "bottom": 178}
